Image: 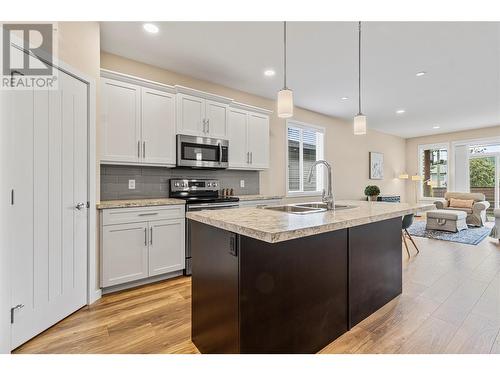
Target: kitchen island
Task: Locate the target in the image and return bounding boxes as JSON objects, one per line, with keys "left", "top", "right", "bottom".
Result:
{"left": 186, "top": 200, "right": 434, "bottom": 354}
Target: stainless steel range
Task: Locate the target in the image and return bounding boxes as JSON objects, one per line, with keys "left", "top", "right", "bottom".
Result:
{"left": 169, "top": 178, "right": 239, "bottom": 275}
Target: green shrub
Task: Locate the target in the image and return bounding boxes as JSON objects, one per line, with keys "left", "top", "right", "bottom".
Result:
{"left": 364, "top": 185, "right": 380, "bottom": 196}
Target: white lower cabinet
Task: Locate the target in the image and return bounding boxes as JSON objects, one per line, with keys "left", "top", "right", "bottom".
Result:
{"left": 100, "top": 205, "right": 185, "bottom": 288}
{"left": 148, "top": 219, "right": 185, "bottom": 276}
{"left": 101, "top": 223, "right": 149, "bottom": 287}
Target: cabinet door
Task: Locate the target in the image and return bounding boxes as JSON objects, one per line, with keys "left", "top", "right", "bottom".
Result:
{"left": 141, "top": 87, "right": 176, "bottom": 166}
{"left": 100, "top": 78, "right": 141, "bottom": 163}
{"left": 228, "top": 108, "right": 249, "bottom": 169}
{"left": 101, "top": 223, "right": 149, "bottom": 287}
{"left": 176, "top": 93, "right": 205, "bottom": 136}
{"left": 247, "top": 112, "right": 270, "bottom": 169}
{"left": 148, "top": 219, "right": 185, "bottom": 276}
{"left": 205, "top": 99, "right": 228, "bottom": 139}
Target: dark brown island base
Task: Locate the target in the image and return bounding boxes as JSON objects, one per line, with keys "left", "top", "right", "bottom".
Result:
{"left": 187, "top": 201, "right": 433, "bottom": 353}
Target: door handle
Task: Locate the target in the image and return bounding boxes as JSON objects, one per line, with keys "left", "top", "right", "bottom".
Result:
{"left": 150, "top": 227, "right": 153, "bottom": 245}
{"left": 10, "top": 304, "right": 24, "bottom": 324}
{"left": 75, "top": 202, "right": 86, "bottom": 210}
{"left": 202, "top": 119, "right": 206, "bottom": 133}
{"left": 138, "top": 141, "right": 140, "bottom": 158}
{"left": 144, "top": 228, "right": 147, "bottom": 246}
{"left": 143, "top": 141, "right": 146, "bottom": 158}
{"left": 207, "top": 119, "right": 210, "bottom": 133}
{"left": 219, "top": 143, "right": 223, "bottom": 164}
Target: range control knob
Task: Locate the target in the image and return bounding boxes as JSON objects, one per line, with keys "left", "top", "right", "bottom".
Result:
{"left": 207, "top": 182, "right": 211, "bottom": 187}
{"left": 174, "top": 182, "right": 180, "bottom": 187}
{"left": 213, "top": 182, "right": 218, "bottom": 187}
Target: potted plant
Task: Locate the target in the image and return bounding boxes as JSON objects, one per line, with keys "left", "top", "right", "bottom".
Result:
{"left": 364, "top": 185, "right": 380, "bottom": 201}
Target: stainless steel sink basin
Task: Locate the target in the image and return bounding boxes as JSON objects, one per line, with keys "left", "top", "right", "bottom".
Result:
{"left": 263, "top": 205, "right": 326, "bottom": 214}
{"left": 295, "top": 202, "right": 357, "bottom": 211}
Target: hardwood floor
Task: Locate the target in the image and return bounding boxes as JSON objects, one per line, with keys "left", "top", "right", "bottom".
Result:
{"left": 14, "top": 233, "right": 500, "bottom": 354}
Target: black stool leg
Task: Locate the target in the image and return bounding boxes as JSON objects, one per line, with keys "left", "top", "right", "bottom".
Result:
{"left": 402, "top": 231, "right": 410, "bottom": 257}
{"left": 405, "top": 229, "right": 420, "bottom": 254}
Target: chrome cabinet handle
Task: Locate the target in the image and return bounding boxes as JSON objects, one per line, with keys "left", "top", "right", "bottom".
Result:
{"left": 150, "top": 227, "right": 153, "bottom": 245}
{"left": 219, "top": 143, "right": 222, "bottom": 164}
{"left": 202, "top": 119, "right": 206, "bottom": 133}
{"left": 207, "top": 119, "right": 210, "bottom": 133}
{"left": 138, "top": 212, "right": 158, "bottom": 216}
{"left": 75, "top": 202, "right": 86, "bottom": 210}
{"left": 250, "top": 152, "right": 253, "bottom": 164}
{"left": 143, "top": 141, "right": 146, "bottom": 158}
{"left": 144, "top": 228, "right": 147, "bottom": 246}
{"left": 137, "top": 141, "right": 140, "bottom": 158}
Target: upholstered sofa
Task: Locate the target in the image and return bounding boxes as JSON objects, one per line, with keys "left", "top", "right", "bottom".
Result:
{"left": 491, "top": 209, "right": 499, "bottom": 240}
{"left": 434, "top": 192, "right": 490, "bottom": 227}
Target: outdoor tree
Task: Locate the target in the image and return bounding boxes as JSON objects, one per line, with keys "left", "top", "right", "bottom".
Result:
{"left": 469, "top": 157, "right": 495, "bottom": 187}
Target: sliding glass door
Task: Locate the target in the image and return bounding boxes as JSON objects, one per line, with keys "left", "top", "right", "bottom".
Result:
{"left": 469, "top": 145, "right": 500, "bottom": 217}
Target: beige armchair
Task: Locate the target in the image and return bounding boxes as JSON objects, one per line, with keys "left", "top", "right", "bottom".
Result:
{"left": 434, "top": 192, "right": 490, "bottom": 227}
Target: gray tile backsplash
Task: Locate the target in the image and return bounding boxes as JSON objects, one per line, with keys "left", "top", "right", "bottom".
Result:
{"left": 100, "top": 165, "right": 260, "bottom": 200}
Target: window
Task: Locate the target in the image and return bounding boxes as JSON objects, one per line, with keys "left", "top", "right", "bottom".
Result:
{"left": 418, "top": 144, "right": 448, "bottom": 199}
{"left": 287, "top": 121, "right": 325, "bottom": 195}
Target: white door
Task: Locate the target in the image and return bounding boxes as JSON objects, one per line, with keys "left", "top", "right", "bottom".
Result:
{"left": 247, "top": 112, "right": 270, "bottom": 169}
{"left": 0, "top": 87, "right": 12, "bottom": 353}
{"left": 10, "top": 70, "right": 88, "bottom": 349}
{"left": 141, "top": 87, "right": 176, "bottom": 166}
{"left": 100, "top": 78, "right": 141, "bottom": 163}
{"left": 205, "top": 99, "right": 228, "bottom": 139}
{"left": 148, "top": 219, "right": 185, "bottom": 276}
{"left": 176, "top": 93, "right": 205, "bottom": 136}
{"left": 228, "top": 108, "right": 249, "bottom": 169}
{"left": 101, "top": 223, "right": 149, "bottom": 287}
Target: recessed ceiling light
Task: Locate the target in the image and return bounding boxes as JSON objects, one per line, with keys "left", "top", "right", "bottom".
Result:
{"left": 396, "top": 109, "right": 406, "bottom": 114}
{"left": 416, "top": 71, "right": 426, "bottom": 77}
{"left": 143, "top": 23, "right": 159, "bottom": 34}
{"left": 432, "top": 125, "right": 440, "bottom": 129}
{"left": 263, "top": 69, "right": 276, "bottom": 77}
{"left": 341, "top": 96, "right": 349, "bottom": 100}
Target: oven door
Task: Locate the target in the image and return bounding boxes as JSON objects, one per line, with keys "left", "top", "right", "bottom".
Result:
{"left": 177, "top": 135, "right": 228, "bottom": 168}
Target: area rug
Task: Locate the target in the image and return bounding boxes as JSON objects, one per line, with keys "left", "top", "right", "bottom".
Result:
{"left": 407, "top": 221, "right": 492, "bottom": 245}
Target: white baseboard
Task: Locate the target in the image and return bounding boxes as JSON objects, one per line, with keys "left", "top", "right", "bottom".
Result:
{"left": 101, "top": 271, "right": 184, "bottom": 295}
{"left": 89, "top": 288, "right": 102, "bottom": 305}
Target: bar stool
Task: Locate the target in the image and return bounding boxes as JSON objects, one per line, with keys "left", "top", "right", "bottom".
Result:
{"left": 402, "top": 214, "right": 419, "bottom": 257}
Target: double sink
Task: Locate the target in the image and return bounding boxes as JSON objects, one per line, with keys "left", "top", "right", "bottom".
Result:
{"left": 263, "top": 202, "right": 356, "bottom": 215}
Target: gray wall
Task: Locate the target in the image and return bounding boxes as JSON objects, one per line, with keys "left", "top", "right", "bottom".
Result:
{"left": 100, "top": 165, "right": 260, "bottom": 200}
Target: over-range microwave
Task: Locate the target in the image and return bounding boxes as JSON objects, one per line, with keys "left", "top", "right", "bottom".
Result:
{"left": 176, "top": 134, "right": 229, "bottom": 169}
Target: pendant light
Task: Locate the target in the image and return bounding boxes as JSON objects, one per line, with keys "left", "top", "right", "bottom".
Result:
{"left": 353, "top": 21, "right": 367, "bottom": 135}
{"left": 277, "top": 21, "right": 294, "bottom": 118}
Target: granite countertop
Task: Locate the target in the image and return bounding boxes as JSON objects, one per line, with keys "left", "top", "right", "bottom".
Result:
{"left": 186, "top": 200, "right": 435, "bottom": 243}
{"left": 97, "top": 198, "right": 186, "bottom": 209}
{"left": 236, "top": 194, "right": 284, "bottom": 201}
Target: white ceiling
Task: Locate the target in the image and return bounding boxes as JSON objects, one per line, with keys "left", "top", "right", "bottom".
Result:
{"left": 100, "top": 22, "right": 500, "bottom": 138}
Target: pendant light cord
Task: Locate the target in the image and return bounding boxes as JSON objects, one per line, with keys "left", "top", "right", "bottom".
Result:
{"left": 284, "top": 21, "right": 287, "bottom": 89}
{"left": 358, "top": 21, "right": 362, "bottom": 115}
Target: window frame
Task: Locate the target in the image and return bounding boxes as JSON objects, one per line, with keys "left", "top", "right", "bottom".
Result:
{"left": 285, "top": 120, "right": 326, "bottom": 197}
{"left": 417, "top": 142, "right": 449, "bottom": 201}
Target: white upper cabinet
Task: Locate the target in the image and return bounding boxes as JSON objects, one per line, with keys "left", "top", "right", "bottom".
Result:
{"left": 100, "top": 70, "right": 271, "bottom": 168}
{"left": 141, "top": 87, "right": 176, "bottom": 165}
{"left": 100, "top": 73, "right": 176, "bottom": 167}
{"left": 176, "top": 93, "right": 205, "bottom": 136}
{"left": 176, "top": 88, "right": 229, "bottom": 138}
{"left": 228, "top": 108, "right": 249, "bottom": 168}
{"left": 205, "top": 99, "right": 228, "bottom": 138}
{"left": 100, "top": 78, "right": 141, "bottom": 163}
{"left": 247, "top": 112, "right": 270, "bottom": 169}
{"left": 228, "top": 105, "right": 270, "bottom": 170}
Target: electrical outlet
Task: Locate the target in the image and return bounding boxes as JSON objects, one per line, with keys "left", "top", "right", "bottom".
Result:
{"left": 128, "top": 179, "right": 136, "bottom": 190}
{"left": 240, "top": 180, "right": 245, "bottom": 188}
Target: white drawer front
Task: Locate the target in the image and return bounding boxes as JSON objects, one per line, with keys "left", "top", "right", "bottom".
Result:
{"left": 102, "top": 205, "right": 185, "bottom": 226}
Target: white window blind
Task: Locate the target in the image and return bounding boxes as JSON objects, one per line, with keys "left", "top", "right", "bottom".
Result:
{"left": 287, "top": 122, "right": 325, "bottom": 195}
